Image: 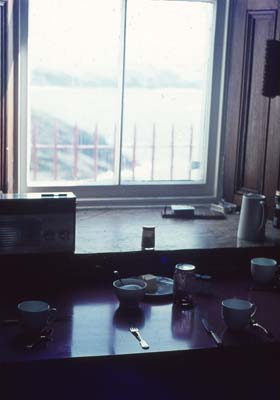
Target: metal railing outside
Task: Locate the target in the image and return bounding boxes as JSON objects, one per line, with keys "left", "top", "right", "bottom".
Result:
{"left": 31, "top": 122, "right": 196, "bottom": 182}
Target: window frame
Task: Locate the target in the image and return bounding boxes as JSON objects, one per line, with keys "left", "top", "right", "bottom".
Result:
{"left": 17, "top": 0, "right": 229, "bottom": 207}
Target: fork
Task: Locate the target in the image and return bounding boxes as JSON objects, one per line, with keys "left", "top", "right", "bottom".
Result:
{"left": 129, "top": 327, "right": 149, "bottom": 349}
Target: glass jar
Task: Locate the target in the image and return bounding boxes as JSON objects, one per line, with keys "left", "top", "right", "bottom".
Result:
{"left": 173, "top": 263, "right": 196, "bottom": 308}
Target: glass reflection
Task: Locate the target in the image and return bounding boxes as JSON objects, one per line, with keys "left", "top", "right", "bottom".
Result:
{"left": 72, "top": 303, "right": 115, "bottom": 357}
{"left": 113, "top": 306, "right": 145, "bottom": 331}
{"left": 171, "top": 304, "right": 194, "bottom": 340}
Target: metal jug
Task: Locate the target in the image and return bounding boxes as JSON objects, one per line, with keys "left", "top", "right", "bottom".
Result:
{"left": 237, "top": 193, "right": 266, "bottom": 241}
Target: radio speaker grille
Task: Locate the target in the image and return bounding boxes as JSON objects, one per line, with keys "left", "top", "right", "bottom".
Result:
{"left": 0, "top": 218, "right": 41, "bottom": 249}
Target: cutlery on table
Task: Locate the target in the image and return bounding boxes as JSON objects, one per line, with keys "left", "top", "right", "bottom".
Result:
{"left": 250, "top": 318, "right": 274, "bottom": 338}
{"left": 2, "top": 319, "right": 19, "bottom": 326}
{"left": 25, "top": 328, "right": 54, "bottom": 350}
{"left": 25, "top": 334, "right": 50, "bottom": 350}
{"left": 2, "top": 315, "right": 72, "bottom": 326}
{"left": 129, "top": 327, "right": 149, "bottom": 350}
{"left": 201, "top": 318, "right": 223, "bottom": 346}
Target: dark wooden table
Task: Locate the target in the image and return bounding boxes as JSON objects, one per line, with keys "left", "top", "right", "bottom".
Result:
{"left": 1, "top": 277, "right": 280, "bottom": 399}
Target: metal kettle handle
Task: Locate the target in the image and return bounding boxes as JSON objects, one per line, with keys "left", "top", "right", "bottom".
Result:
{"left": 257, "top": 200, "right": 266, "bottom": 232}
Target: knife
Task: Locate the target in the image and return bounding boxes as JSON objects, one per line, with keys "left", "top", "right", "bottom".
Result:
{"left": 201, "top": 318, "right": 223, "bottom": 346}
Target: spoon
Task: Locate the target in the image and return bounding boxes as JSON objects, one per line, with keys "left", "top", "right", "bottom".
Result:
{"left": 113, "top": 270, "right": 125, "bottom": 286}
{"left": 24, "top": 328, "right": 54, "bottom": 349}
{"left": 250, "top": 318, "right": 274, "bottom": 338}
{"left": 25, "top": 334, "right": 50, "bottom": 350}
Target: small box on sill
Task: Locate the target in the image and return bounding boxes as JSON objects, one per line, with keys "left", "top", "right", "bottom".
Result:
{"left": 170, "top": 205, "right": 195, "bottom": 217}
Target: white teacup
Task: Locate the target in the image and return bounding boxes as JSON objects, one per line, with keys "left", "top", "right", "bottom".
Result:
{"left": 251, "top": 257, "right": 278, "bottom": 284}
{"left": 221, "top": 298, "right": 256, "bottom": 331}
{"left": 17, "top": 300, "right": 57, "bottom": 333}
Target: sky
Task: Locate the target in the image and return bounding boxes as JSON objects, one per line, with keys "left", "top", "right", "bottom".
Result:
{"left": 29, "top": 0, "right": 215, "bottom": 80}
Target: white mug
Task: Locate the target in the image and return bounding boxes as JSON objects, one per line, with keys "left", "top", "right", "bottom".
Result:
{"left": 17, "top": 300, "right": 56, "bottom": 333}
{"left": 221, "top": 298, "right": 256, "bottom": 331}
{"left": 251, "top": 257, "right": 278, "bottom": 284}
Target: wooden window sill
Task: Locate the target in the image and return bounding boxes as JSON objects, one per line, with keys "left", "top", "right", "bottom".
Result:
{"left": 75, "top": 208, "right": 280, "bottom": 254}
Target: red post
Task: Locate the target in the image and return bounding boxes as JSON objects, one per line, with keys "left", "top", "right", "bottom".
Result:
{"left": 94, "top": 124, "right": 98, "bottom": 181}
{"left": 32, "top": 124, "right": 38, "bottom": 181}
{"left": 54, "top": 123, "right": 58, "bottom": 180}
{"left": 151, "top": 123, "right": 156, "bottom": 180}
{"left": 132, "top": 123, "right": 137, "bottom": 180}
{"left": 112, "top": 123, "right": 116, "bottom": 176}
{"left": 74, "top": 124, "right": 79, "bottom": 179}
{"left": 188, "top": 124, "right": 194, "bottom": 180}
{"left": 170, "top": 124, "right": 175, "bottom": 180}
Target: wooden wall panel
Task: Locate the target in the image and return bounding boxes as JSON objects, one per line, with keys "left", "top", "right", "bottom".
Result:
{"left": 222, "top": 0, "right": 247, "bottom": 204}
{"left": 264, "top": 93, "right": 280, "bottom": 216}
{"left": 223, "top": 0, "right": 280, "bottom": 218}
{"left": 0, "top": 0, "right": 16, "bottom": 194}
{"left": 237, "top": 10, "right": 276, "bottom": 193}
{"left": 0, "top": 0, "right": 8, "bottom": 192}
{"left": 6, "top": 0, "right": 16, "bottom": 193}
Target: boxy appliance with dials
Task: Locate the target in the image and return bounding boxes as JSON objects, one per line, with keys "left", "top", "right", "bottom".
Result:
{"left": 0, "top": 192, "right": 76, "bottom": 254}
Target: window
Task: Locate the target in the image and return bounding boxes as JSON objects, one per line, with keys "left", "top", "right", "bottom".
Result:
{"left": 18, "top": 0, "right": 229, "bottom": 206}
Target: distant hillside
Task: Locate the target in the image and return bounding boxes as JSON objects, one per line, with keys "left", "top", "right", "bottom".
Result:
{"left": 32, "top": 69, "right": 117, "bottom": 88}
{"left": 31, "top": 68, "right": 203, "bottom": 89}
{"left": 31, "top": 110, "right": 130, "bottom": 181}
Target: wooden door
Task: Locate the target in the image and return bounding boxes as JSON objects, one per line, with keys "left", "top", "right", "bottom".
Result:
{"left": 223, "top": 0, "right": 280, "bottom": 218}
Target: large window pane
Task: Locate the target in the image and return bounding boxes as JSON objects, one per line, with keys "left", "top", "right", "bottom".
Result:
{"left": 121, "top": 0, "right": 215, "bottom": 183}
{"left": 28, "top": 0, "right": 122, "bottom": 185}
{"left": 21, "top": 0, "right": 226, "bottom": 203}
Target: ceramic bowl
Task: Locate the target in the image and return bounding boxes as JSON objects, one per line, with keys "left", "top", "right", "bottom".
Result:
{"left": 113, "top": 278, "right": 147, "bottom": 308}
